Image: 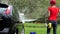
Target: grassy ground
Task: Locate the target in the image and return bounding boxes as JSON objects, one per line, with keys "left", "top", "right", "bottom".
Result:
{"left": 24, "top": 23, "right": 60, "bottom": 34}
{"left": 17, "top": 23, "right": 23, "bottom": 34}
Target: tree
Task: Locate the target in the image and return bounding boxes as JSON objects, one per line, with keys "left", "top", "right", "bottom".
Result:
{"left": 9, "top": 0, "right": 60, "bottom": 19}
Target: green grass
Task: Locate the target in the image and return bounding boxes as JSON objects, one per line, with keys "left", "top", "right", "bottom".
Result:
{"left": 17, "top": 23, "right": 23, "bottom": 33}
{"left": 24, "top": 23, "right": 60, "bottom": 34}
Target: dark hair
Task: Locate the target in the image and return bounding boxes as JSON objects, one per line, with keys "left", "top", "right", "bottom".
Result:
{"left": 50, "top": 1, "right": 56, "bottom": 5}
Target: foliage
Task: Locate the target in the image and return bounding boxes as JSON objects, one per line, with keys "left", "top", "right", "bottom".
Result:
{"left": 9, "top": 0, "right": 50, "bottom": 19}
{"left": 9, "top": 0, "right": 60, "bottom": 19}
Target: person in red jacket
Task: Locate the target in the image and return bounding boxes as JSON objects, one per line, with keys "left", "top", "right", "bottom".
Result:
{"left": 47, "top": 0, "right": 60, "bottom": 34}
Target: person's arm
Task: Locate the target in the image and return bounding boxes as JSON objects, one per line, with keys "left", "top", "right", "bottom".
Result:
{"left": 48, "top": 11, "right": 50, "bottom": 16}
{"left": 48, "top": 7, "right": 50, "bottom": 17}
{"left": 59, "top": 9, "right": 60, "bottom": 13}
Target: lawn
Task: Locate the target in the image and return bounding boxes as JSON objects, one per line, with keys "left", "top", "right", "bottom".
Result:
{"left": 24, "top": 23, "right": 60, "bottom": 34}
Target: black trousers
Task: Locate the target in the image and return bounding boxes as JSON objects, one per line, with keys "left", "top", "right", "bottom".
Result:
{"left": 47, "top": 20, "right": 57, "bottom": 34}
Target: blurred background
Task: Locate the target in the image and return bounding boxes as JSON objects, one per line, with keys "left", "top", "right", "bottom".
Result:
{"left": 0, "top": 0, "right": 60, "bottom": 34}
{"left": 1, "top": 0, "right": 60, "bottom": 23}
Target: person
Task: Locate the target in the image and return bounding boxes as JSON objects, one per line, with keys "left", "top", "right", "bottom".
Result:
{"left": 47, "top": 0, "right": 60, "bottom": 34}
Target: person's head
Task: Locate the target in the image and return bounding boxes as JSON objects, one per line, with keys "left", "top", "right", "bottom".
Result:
{"left": 50, "top": 1, "right": 56, "bottom": 6}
